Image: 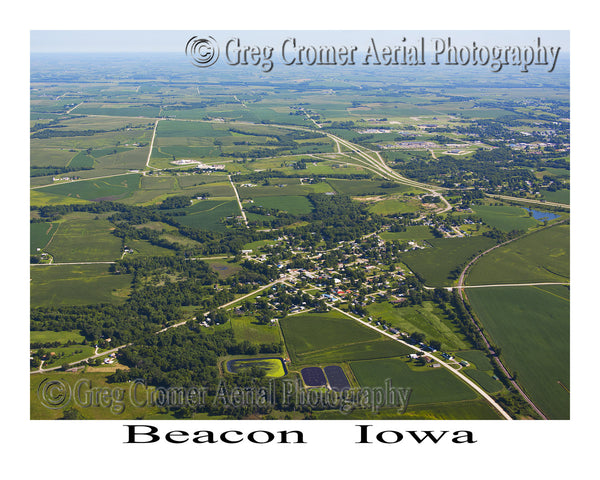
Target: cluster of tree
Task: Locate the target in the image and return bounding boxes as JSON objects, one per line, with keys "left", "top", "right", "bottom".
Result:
{"left": 30, "top": 165, "right": 93, "bottom": 177}
{"left": 31, "top": 129, "right": 108, "bottom": 139}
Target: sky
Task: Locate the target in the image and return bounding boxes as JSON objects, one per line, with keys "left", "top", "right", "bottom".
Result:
{"left": 31, "top": 30, "right": 569, "bottom": 53}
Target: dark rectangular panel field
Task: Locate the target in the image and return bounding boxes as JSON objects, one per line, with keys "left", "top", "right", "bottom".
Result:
{"left": 301, "top": 367, "right": 327, "bottom": 387}
{"left": 323, "top": 366, "right": 350, "bottom": 391}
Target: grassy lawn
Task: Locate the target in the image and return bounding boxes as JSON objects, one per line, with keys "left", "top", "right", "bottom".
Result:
{"left": 467, "top": 285, "right": 569, "bottom": 419}
{"left": 467, "top": 224, "right": 569, "bottom": 285}
{"left": 230, "top": 315, "right": 282, "bottom": 344}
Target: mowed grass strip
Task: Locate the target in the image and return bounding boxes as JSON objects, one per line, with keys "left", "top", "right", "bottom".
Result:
{"left": 466, "top": 224, "right": 569, "bottom": 285}
{"left": 401, "top": 235, "right": 496, "bottom": 287}
{"left": 467, "top": 285, "right": 570, "bottom": 419}
{"left": 350, "top": 357, "right": 478, "bottom": 404}
{"left": 30, "top": 264, "right": 133, "bottom": 307}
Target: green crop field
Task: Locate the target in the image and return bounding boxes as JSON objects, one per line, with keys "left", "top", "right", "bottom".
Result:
{"left": 401, "top": 235, "right": 496, "bottom": 287}
{"left": 466, "top": 224, "right": 569, "bottom": 285}
{"left": 351, "top": 357, "right": 478, "bottom": 404}
{"left": 35, "top": 174, "right": 141, "bottom": 202}
{"left": 43, "top": 214, "right": 122, "bottom": 262}
{"left": 167, "top": 199, "right": 241, "bottom": 231}
{"left": 281, "top": 311, "right": 381, "bottom": 355}
{"left": 366, "top": 301, "right": 471, "bottom": 351}
{"left": 30, "top": 222, "right": 59, "bottom": 254}
{"left": 467, "top": 285, "right": 570, "bottom": 419}
{"left": 316, "top": 398, "right": 502, "bottom": 420}
{"left": 295, "top": 338, "right": 413, "bottom": 364}
{"left": 30, "top": 264, "right": 133, "bottom": 307}
{"left": 280, "top": 311, "right": 413, "bottom": 364}
{"left": 230, "top": 316, "right": 282, "bottom": 344}
{"left": 472, "top": 205, "right": 540, "bottom": 232}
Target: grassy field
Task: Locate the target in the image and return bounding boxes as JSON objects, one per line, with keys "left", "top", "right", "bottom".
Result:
{"left": 30, "top": 372, "right": 164, "bottom": 420}
{"left": 350, "top": 357, "right": 479, "bottom": 404}
{"left": 30, "top": 190, "right": 91, "bottom": 207}
{"left": 472, "top": 205, "right": 540, "bottom": 232}
{"left": 328, "top": 179, "right": 415, "bottom": 196}
{"left": 368, "top": 197, "right": 421, "bottom": 215}
{"left": 401, "top": 235, "right": 496, "bottom": 287}
{"left": 230, "top": 316, "right": 282, "bottom": 344}
{"left": 43, "top": 213, "right": 122, "bottom": 262}
{"left": 30, "top": 264, "right": 132, "bottom": 307}
{"left": 30, "top": 330, "right": 85, "bottom": 344}
{"left": 466, "top": 224, "right": 569, "bottom": 285}
{"left": 251, "top": 195, "right": 313, "bottom": 214}
{"left": 456, "top": 350, "right": 492, "bottom": 370}
{"left": 540, "top": 189, "right": 570, "bottom": 204}
{"left": 366, "top": 301, "right": 471, "bottom": 351}
{"left": 226, "top": 358, "right": 286, "bottom": 377}
{"left": 467, "top": 285, "right": 570, "bottom": 419}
